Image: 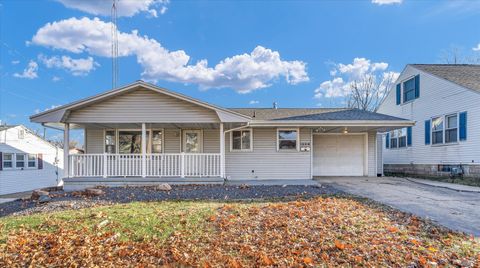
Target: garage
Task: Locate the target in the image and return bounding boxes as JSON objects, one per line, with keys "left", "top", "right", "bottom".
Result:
{"left": 313, "top": 134, "right": 366, "bottom": 176}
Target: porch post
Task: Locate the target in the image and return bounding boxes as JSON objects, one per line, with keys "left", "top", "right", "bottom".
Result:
{"left": 141, "top": 123, "right": 146, "bottom": 178}
{"left": 63, "top": 123, "right": 70, "bottom": 178}
{"left": 220, "top": 123, "right": 225, "bottom": 178}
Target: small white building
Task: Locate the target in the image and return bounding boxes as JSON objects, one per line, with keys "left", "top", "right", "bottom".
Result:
{"left": 377, "top": 64, "right": 480, "bottom": 177}
{"left": 0, "top": 125, "right": 64, "bottom": 195}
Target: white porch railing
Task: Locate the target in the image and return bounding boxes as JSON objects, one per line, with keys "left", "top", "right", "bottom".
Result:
{"left": 69, "top": 153, "right": 222, "bottom": 178}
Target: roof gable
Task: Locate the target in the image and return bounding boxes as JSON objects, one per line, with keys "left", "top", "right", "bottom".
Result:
{"left": 410, "top": 64, "right": 480, "bottom": 93}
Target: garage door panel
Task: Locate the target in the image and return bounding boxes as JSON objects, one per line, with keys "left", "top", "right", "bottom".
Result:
{"left": 313, "top": 135, "right": 365, "bottom": 176}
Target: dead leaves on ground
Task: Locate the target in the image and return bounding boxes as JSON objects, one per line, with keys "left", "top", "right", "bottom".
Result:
{"left": 1, "top": 197, "right": 479, "bottom": 267}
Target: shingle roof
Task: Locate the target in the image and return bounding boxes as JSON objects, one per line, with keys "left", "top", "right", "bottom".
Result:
{"left": 229, "top": 108, "right": 407, "bottom": 121}
{"left": 411, "top": 64, "right": 480, "bottom": 92}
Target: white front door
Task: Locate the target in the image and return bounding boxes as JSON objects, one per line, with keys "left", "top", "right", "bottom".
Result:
{"left": 183, "top": 130, "right": 203, "bottom": 153}
{"left": 313, "top": 134, "right": 366, "bottom": 176}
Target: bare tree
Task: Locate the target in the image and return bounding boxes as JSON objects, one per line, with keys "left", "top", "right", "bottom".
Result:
{"left": 346, "top": 72, "right": 396, "bottom": 111}
{"left": 49, "top": 138, "right": 79, "bottom": 149}
{"left": 440, "top": 46, "right": 480, "bottom": 64}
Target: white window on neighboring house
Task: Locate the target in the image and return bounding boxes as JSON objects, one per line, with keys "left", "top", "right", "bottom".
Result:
{"left": 230, "top": 129, "right": 252, "bottom": 151}
{"left": 277, "top": 129, "right": 299, "bottom": 151}
{"left": 15, "top": 153, "right": 26, "bottom": 168}
{"left": 432, "top": 116, "right": 444, "bottom": 144}
{"left": 18, "top": 129, "right": 25, "bottom": 139}
{"left": 445, "top": 114, "right": 458, "bottom": 143}
{"left": 3, "top": 153, "right": 13, "bottom": 168}
{"left": 27, "top": 154, "right": 36, "bottom": 168}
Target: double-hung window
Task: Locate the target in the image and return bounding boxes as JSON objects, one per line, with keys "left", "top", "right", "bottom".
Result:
{"left": 152, "top": 130, "right": 163, "bottom": 153}
{"left": 431, "top": 117, "right": 444, "bottom": 144}
{"left": 27, "top": 154, "right": 36, "bottom": 168}
{"left": 277, "top": 129, "right": 298, "bottom": 151}
{"left": 445, "top": 114, "right": 458, "bottom": 143}
{"left": 398, "top": 128, "right": 407, "bottom": 148}
{"left": 15, "top": 154, "right": 26, "bottom": 168}
{"left": 3, "top": 153, "right": 13, "bottom": 168}
{"left": 105, "top": 130, "right": 116, "bottom": 153}
{"left": 390, "top": 130, "right": 398, "bottom": 149}
{"left": 403, "top": 78, "right": 416, "bottom": 103}
{"left": 231, "top": 129, "right": 252, "bottom": 151}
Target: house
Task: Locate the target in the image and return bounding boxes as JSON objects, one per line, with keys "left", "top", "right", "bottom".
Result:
{"left": 0, "top": 125, "right": 63, "bottom": 195}
{"left": 377, "top": 64, "right": 480, "bottom": 177}
{"left": 30, "top": 81, "right": 413, "bottom": 190}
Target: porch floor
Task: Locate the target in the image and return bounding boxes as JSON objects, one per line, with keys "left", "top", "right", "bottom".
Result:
{"left": 63, "top": 177, "right": 224, "bottom": 191}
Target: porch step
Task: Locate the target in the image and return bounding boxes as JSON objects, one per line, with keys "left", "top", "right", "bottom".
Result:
{"left": 63, "top": 177, "right": 224, "bottom": 191}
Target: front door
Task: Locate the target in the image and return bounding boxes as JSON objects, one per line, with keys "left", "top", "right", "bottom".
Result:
{"left": 183, "top": 130, "right": 203, "bottom": 153}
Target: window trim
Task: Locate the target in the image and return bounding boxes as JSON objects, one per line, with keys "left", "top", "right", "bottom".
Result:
{"left": 445, "top": 114, "right": 458, "bottom": 144}
{"left": 15, "top": 153, "right": 26, "bottom": 169}
{"left": 229, "top": 128, "right": 253, "bottom": 152}
{"left": 2, "top": 153, "right": 14, "bottom": 169}
{"left": 27, "top": 154, "right": 37, "bottom": 169}
{"left": 277, "top": 128, "right": 300, "bottom": 151}
{"left": 430, "top": 113, "right": 461, "bottom": 146}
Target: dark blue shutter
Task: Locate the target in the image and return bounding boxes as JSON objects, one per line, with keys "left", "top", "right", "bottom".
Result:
{"left": 396, "top": 84, "right": 401, "bottom": 105}
{"left": 459, "top": 111, "right": 467, "bottom": 141}
{"left": 407, "top": 127, "right": 412, "bottom": 146}
{"left": 386, "top": 133, "right": 390, "bottom": 148}
{"left": 414, "top": 75, "right": 420, "bottom": 99}
{"left": 0, "top": 152, "right": 2, "bottom": 171}
{"left": 424, "top": 120, "right": 431, "bottom": 145}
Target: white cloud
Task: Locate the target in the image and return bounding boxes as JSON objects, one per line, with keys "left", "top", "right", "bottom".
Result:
{"left": 13, "top": 60, "right": 38, "bottom": 79}
{"left": 38, "top": 54, "right": 99, "bottom": 76}
{"left": 473, "top": 44, "right": 480, "bottom": 51}
{"left": 32, "top": 17, "right": 309, "bottom": 93}
{"left": 56, "top": 0, "right": 169, "bottom": 17}
{"left": 314, "top": 57, "right": 399, "bottom": 99}
{"left": 249, "top": 100, "right": 259, "bottom": 105}
{"left": 11, "top": 60, "right": 20, "bottom": 65}
{"left": 52, "top": 76, "right": 61, "bottom": 82}
{"left": 371, "top": 0, "right": 403, "bottom": 5}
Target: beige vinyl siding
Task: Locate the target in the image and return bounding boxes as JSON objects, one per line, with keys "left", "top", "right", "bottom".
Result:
{"left": 203, "top": 129, "right": 220, "bottom": 153}
{"left": 164, "top": 129, "right": 181, "bottom": 153}
{"left": 377, "top": 65, "right": 480, "bottom": 165}
{"left": 225, "top": 128, "right": 311, "bottom": 180}
{"left": 68, "top": 89, "right": 220, "bottom": 123}
{"left": 85, "top": 129, "right": 104, "bottom": 154}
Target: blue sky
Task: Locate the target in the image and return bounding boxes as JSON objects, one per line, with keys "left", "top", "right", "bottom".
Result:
{"left": 1, "top": 0, "right": 480, "bottom": 144}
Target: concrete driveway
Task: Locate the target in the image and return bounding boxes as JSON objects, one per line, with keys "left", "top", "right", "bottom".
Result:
{"left": 316, "top": 176, "right": 480, "bottom": 236}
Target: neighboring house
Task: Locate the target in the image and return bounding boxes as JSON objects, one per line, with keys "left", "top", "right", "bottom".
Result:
{"left": 30, "top": 81, "right": 412, "bottom": 190}
{"left": 0, "top": 125, "right": 63, "bottom": 195}
{"left": 377, "top": 64, "right": 480, "bottom": 177}
{"left": 69, "top": 148, "right": 85, "bottom": 155}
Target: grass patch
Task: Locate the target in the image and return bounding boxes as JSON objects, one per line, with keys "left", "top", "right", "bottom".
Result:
{"left": 0, "top": 201, "right": 222, "bottom": 243}
{"left": 386, "top": 172, "right": 480, "bottom": 187}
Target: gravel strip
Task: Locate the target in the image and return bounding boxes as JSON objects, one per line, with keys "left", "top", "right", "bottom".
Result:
{"left": 0, "top": 184, "right": 341, "bottom": 217}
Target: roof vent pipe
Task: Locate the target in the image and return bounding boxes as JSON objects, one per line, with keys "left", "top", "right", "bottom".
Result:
{"left": 273, "top": 102, "right": 278, "bottom": 109}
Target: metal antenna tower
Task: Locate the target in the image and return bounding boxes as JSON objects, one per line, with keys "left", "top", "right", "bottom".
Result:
{"left": 111, "top": 0, "right": 119, "bottom": 89}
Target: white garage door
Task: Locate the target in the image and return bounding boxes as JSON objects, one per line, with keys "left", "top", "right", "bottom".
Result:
{"left": 313, "top": 135, "right": 365, "bottom": 176}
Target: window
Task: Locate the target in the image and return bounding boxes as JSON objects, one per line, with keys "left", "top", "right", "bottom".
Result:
{"left": 431, "top": 117, "right": 444, "bottom": 144}
{"left": 27, "top": 154, "right": 36, "bottom": 168}
{"left": 118, "top": 130, "right": 149, "bottom": 154}
{"left": 403, "top": 78, "right": 416, "bottom": 103}
{"left": 445, "top": 114, "right": 458, "bottom": 143}
{"left": 389, "top": 128, "right": 408, "bottom": 149}
{"left": 152, "top": 130, "right": 163, "bottom": 153}
{"left": 105, "top": 130, "right": 116, "bottom": 153}
{"left": 18, "top": 129, "right": 25, "bottom": 139}
{"left": 398, "top": 128, "right": 407, "bottom": 148}
{"left": 389, "top": 130, "right": 398, "bottom": 148}
{"left": 3, "top": 153, "right": 13, "bottom": 168}
{"left": 15, "top": 154, "right": 26, "bottom": 168}
{"left": 231, "top": 129, "right": 252, "bottom": 151}
{"left": 278, "top": 129, "right": 298, "bottom": 150}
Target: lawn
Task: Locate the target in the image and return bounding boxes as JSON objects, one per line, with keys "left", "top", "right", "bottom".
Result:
{"left": 1, "top": 197, "right": 479, "bottom": 267}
